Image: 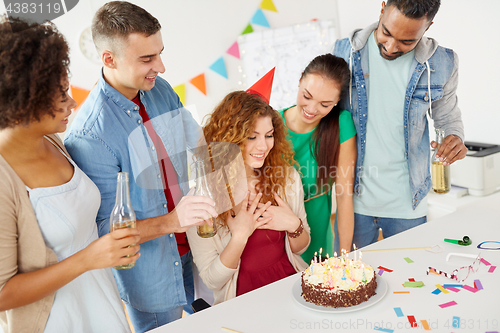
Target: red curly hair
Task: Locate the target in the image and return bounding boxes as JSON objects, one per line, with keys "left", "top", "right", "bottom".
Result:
{"left": 200, "top": 91, "right": 296, "bottom": 227}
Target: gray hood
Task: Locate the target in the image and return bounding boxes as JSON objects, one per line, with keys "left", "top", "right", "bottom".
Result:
{"left": 348, "top": 22, "right": 440, "bottom": 64}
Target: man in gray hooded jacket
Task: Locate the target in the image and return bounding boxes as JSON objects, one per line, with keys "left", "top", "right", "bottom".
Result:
{"left": 333, "top": 0, "right": 467, "bottom": 252}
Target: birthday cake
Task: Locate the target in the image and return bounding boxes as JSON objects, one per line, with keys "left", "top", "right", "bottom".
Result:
{"left": 301, "top": 254, "right": 377, "bottom": 308}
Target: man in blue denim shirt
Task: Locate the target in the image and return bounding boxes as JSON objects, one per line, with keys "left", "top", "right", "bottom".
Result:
{"left": 333, "top": 0, "right": 467, "bottom": 252}
{"left": 65, "top": 2, "right": 217, "bottom": 332}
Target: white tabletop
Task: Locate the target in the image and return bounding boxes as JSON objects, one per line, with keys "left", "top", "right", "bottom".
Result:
{"left": 156, "top": 192, "right": 500, "bottom": 333}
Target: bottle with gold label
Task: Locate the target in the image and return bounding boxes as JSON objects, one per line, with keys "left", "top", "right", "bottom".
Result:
{"left": 431, "top": 129, "right": 450, "bottom": 194}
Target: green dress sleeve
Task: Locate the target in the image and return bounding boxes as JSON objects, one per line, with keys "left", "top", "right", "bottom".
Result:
{"left": 338, "top": 110, "right": 356, "bottom": 144}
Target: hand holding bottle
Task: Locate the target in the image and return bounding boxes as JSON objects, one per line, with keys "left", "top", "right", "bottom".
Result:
{"left": 79, "top": 228, "right": 141, "bottom": 271}
{"left": 173, "top": 191, "right": 218, "bottom": 229}
{"left": 430, "top": 134, "right": 467, "bottom": 166}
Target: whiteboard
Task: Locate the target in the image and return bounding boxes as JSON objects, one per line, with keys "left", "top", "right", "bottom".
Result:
{"left": 238, "top": 20, "right": 339, "bottom": 110}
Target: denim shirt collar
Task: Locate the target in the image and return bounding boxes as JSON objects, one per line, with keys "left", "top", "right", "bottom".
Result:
{"left": 98, "top": 69, "right": 141, "bottom": 118}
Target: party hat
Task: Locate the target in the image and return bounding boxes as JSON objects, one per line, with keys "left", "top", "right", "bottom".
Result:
{"left": 245, "top": 67, "right": 275, "bottom": 104}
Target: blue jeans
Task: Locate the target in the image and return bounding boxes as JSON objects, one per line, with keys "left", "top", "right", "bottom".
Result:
{"left": 334, "top": 213, "right": 427, "bottom": 254}
{"left": 125, "top": 251, "right": 195, "bottom": 333}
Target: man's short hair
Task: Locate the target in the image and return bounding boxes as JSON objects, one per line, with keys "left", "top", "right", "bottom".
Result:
{"left": 91, "top": 1, "right": 161, "bottom": 55}
{"left": 386, "top": 0, "right": 441, "bottom": 22}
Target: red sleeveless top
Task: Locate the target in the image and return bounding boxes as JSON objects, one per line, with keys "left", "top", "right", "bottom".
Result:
{"left": 236, "top": 229, "right": 296, "bottom": 296}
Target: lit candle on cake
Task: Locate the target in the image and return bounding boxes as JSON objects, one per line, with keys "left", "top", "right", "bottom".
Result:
{"left": 342, "top": 265, "right": 346, "bottom": 280}
{"left": 319, "top": 248, "right": 323, "bottom": 262}
{"left": 314, "top": 251, "right": 318, "bottom": 263}
{"left": 361, "top": 264, "right": 367, "bottom": 283}
{"left": 353, "top": 243, "right": 357, "bottom": 261}
{"left": 328, "top": 269, "right": 333, "bottom": 289}
{"left": 310, "top": 259, "right": 314, "bottom": 276}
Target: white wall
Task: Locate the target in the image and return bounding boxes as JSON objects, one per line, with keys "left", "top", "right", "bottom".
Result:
{"left": 1, "top": 0, "right": 498, "bottom": 145}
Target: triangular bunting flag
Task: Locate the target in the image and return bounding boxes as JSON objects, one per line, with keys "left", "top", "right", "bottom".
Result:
{"left": 250, "top": 9, "right": 270, "bottom": 28}
{"left": 241, "top": 23, "right": 254, "bottom": 35}
{"left": 190, "top": 73, "right": 207, "bottom": 95}
{"left": 173, "top": 84, "right": 186, "bottom": 105}
{"left": 260, "top": 0, "right": 277, "bottom": 12}
{"left": 209, "top": 57, "right": 228, "bottom": 79}
{"left": 246, "top": 67, "right": 275, "bottom": 104}
{"left": 226, "top": 41, "right": 240, "bottom": 59}
{"left": 70, "top": 85, "right": 91, "bottom": 110}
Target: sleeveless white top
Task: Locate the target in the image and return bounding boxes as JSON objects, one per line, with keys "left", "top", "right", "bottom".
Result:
{"left": 26, "top": 137, "right": 131, "bottom": 333}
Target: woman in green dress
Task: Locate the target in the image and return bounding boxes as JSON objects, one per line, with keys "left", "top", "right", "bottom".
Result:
{"left": 278, "top": 54, "right": 356, "bottom": 261}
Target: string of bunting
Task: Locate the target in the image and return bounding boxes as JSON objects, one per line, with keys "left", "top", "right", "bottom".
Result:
{"left": 71, "top": 0, "right": 279, "bottom": 108}
{"left": 173, "top": 0, "right": 278, "bottom": 105}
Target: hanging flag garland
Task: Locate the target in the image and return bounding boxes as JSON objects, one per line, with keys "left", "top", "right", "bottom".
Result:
{"left": 250, "top": 9, "right": 270, "bottom": 28}
{"left": 241, "top": 23, "right": 254, "bottom": 35}
{"left": 177, "top": 1, "right": 277, "bottom": 104}
{"left": 70, "top": 85, "right": 91, "bottom": 110}
{"left": 226, "top": 41, "right": 240, "bottom": 59}
{"left": 260, "top": 0, "right": 278, "bottom": 12}
{"left": 190, "top": 73, "right": 207, "bottom": 96}
{"left": 209, "top": 57, "right": 228, "bottom": 79}
{"left": 173, "top": 84, "right": 186, "bottom": 105}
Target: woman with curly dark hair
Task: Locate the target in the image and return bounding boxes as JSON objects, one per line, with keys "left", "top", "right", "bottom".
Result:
{"left": 186, "top": 90, "right": 311, "bottom": 304}
{"left": 0, "top": 17, "right": 139, "bottom": 332}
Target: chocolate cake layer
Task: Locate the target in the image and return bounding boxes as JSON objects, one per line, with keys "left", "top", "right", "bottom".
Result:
{"left": 301, "top": 272, "right": 377, "bottom": 308}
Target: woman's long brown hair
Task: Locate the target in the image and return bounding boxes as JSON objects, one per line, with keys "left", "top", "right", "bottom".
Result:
{"left": 300, "top": 54, "right": 350, "bottom": 190}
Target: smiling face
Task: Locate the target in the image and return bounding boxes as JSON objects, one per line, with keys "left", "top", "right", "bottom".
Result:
{"left": 243, "top": 116, "right": 274, "bottom": 171}
{"left": 374, "top": 2, "right": 431, "bottom": 60}
{"left": 34, "top": 75, "right": 76, "bottom": 134}
{"left": 296, "top": 73, "right": 341, "bottom": 129}
{"left": 103, "top": 31, "right": 165, "bottom": 100}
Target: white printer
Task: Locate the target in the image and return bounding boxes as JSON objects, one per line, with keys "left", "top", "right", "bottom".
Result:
{"left": 450, "top": 142, "right": 500, "bottom": 196}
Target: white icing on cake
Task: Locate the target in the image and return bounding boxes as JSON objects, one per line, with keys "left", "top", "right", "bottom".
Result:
{"left": 303, "top": 257, "right": 374, "bottom": 291}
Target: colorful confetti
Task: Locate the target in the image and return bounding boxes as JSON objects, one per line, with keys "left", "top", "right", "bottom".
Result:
{"left": 408, "top": 278, "right": 416, "bottom": 282}
{"left": 432, "top": 288, "right": 442, "bottom": 295}
{"left": 404, "top": 257, "right": 414, "bottom": 263}
{"left": 438, "top": 301, "right": 457, "bottom": 308}
{"left": 378, "top": 269, "right": 384, "bottom": 276}
{"left": 374, "top": 327, "right": 394, "bottom": 333}
{"left": 393, "top": 291, "right": 410, "bottom": 294}
{"left": 394, "top": 307, "right": 404, "bottom": 317}
{"left": 420, "top": 320, "right": 431, "bottom": 330}
{"left": 378, "top": 266, "right": 393, "bottom": 272}
{"left": 489, "top": 266, "right": 497, "bottom": 273}
{"left": 403, "top": 281, "right": 424, "bottom": 287}
{"left": 474, "top": 279, "right": 484, "bottom": 290}
{"left": 462, "top": 285, "right": 479, "bottom": 293}
{"left": 443, "top": 284, "right": 463, "bottom": 287}
{"left": 435, "top": 284, "right": 449, "bottom": 294}
{"left": 452, "top": 316, "right": 460, "bottom": 328}
{"left": 443, "top": 286, "right": 461, "bottom": 293}
{"left": 480, "top": 258, "right": 491, "bottom": 266}
{"left": 407, "top": 315, "right": 417, "bottom": 328}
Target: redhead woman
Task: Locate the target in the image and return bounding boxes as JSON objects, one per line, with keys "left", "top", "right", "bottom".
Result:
{"left": 187, "top": 91, "right": 310, "bottom": 304}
